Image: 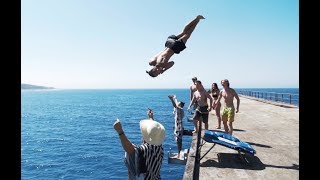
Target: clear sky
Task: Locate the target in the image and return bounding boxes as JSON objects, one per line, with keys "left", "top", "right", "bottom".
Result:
{"left": 21, "top": 0, "right": 299, "bottom": 89}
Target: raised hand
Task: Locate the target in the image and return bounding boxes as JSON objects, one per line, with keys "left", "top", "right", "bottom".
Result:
{"left": 113, "top": 118, "right": 123, "bottom": 133}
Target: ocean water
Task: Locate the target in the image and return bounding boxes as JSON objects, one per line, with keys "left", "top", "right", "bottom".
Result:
{"left": 21, "top": 88, "right": 298, "bottom": 179}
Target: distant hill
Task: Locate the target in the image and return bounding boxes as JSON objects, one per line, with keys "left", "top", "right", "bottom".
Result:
{"left": 21, "top": 84, "right": 54, "bottom": 89}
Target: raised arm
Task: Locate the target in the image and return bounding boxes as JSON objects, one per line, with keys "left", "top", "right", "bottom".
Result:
{"left": 168, "top": 95, "right": 178, "bottom": 108}
{"left": 113, "top": 118, "right": 135, "bottom": 155}
{"left": 147, "top": 108, "right": 154, "bottom": 120}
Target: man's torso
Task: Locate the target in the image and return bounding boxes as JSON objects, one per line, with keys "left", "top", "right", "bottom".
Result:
{"left": 194, "top": 90, "right": 209, "bottom": 107}
{"left": 221, "top": 88, "right": 235, "bottom": 108}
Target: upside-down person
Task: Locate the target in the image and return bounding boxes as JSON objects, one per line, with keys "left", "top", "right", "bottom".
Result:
{"left": 146, "top": 15, "right": 205, "bottom": 77}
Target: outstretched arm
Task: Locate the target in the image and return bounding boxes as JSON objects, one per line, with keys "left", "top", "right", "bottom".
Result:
{"left": 113, "top": 119, "right": 135, "bottom": 155}
{"left": 159, "top": 61, "right": 174, "bottom": 74}
{"left": 168, "top": 95, "right": 178, "bottom": 108}
{"left": 187, "top": 94, "right": 196, "bottom": 112}
{"left": 147, "top": 108, "right": 154, "bottom": 120}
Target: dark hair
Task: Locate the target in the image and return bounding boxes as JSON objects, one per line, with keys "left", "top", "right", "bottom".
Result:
{"left": 180, "top": 102, "right": 185, "bottom": 107}
{"left": 146, "top": 70, "right": 156, "bottom": 77}
{"left": 211, "top": 83, "right": 220, "bottom": 91}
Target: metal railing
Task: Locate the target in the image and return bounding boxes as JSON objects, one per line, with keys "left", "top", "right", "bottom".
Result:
{"left": 238, "top": 90, "right": 299, "bottom": 106}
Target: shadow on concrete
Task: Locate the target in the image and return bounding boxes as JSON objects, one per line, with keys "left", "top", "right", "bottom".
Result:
{"left": 200, "top": 153, "right": 265, "bottom": 170}
{"left": 233, "top": 128, "right": 245, "bottom": 132}
{"left": 200, "top": 153, "right": 299, "bottom": 171}
{"left": 246, "top": 142, "right": 272, "bottom": 148}
{"left": 264, "top": 163, "right": 299, "bottom": 170}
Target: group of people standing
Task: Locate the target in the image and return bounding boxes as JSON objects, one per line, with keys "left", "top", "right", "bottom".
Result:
{"left": 188, "top": 77, "right": 240, "bottom": 136}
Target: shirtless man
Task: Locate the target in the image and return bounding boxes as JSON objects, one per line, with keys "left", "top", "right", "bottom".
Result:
{"left": 190, "top": 77, "right": 198, "bottom": 112}
{"left": 187, "top": 80, "right": 213, "bottom": 133}
{"left": 146, "top": 15, "right": 205, "bottom": 77}
{"left": 213, "top": 79, "right": 240, "bottom": 135}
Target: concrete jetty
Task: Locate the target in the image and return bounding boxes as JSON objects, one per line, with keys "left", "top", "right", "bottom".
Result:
{"left": 183, "top": 95, "right": 299, "bottom": 180}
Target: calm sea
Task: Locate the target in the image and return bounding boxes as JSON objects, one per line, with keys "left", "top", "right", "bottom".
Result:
{"left": 21, "top": 88, "right": 298, "bottom": 179}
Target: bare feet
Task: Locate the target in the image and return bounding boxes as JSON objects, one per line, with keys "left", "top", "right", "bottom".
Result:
{"left": 197, "top": 15, "right": 205, "bottom": 19}
{"left": 216, "top": 126, "right": 221, "bottom": 129}
{"left": 172, "top": 153, "right": 180, "bottom": 159}
{"left": 192, "top": 130, "right": 198, "bottom": 133}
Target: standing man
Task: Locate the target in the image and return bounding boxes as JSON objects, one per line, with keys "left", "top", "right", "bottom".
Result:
{"left": 187, "top": 80, "right": 213, "bottom": 133}
{"left": 213, "top": 79, "right": 240, "bottom": 135}
{"left": 168, "top": 95, "right": 185, "bottom": 158}
{"left": 189, "top": 77, "right": 198, "bottom": 112}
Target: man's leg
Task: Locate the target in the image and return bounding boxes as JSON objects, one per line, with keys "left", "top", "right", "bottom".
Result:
{"left": 221, "top": 111, "right": 229, "bottom": 133}
{"left": 228, "top": 112, "right": 235, "bottom": 135}
{"left": 176, "top": 15, "right": 205, "bottom": 44}
{"left": 203, "top": 114, "right": 209, "bottom": 130}
{"left": 193, "top": 111, "right": 201, "bottom": 133}
{"left": 215, "top": 105, "right": 221, "bottom": 129}
{"left": 193, "top": 119, "right": 199, "bottom": 133}
{"left": 228, "top": 122, "right": 233, "bottom": 135}
{"left": 223, "top": 121, "right": 229, "bottom": 134}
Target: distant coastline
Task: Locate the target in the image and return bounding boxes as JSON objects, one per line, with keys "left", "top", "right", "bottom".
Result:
{"left": 21, "top": 83, "right": 54, "bottom": 89}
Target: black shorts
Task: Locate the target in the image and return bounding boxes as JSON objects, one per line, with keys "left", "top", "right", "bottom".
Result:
{"left": 194, "top": 106, "right": 209, "bottom": 123}
{"left": 164, "top": 35, "right": 186, "bottom": 54}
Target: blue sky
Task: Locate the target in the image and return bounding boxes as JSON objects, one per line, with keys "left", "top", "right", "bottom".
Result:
{"left": 21, "top": 0, "right": 299, "bottom": 89}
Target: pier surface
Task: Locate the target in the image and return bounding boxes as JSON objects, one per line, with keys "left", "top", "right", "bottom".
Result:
{"left": 183, "top": 95, "right": 299, "bottom": 180}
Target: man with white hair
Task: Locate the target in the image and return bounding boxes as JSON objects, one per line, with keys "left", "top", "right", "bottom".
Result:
{"left": 114, "top": 118, "right": 165, "bottom": 179}
{"left": 213, "top": 79, "right": 240, "bottom": 135}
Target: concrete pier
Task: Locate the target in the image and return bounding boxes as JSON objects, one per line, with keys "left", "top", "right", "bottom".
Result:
{"left": 183, "top": 95, "right": 299, "bottom": 180}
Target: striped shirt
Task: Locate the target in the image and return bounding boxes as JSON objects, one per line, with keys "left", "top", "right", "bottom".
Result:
{"left": 173, "top": 107, "right": 184, "bottom": 133}
{"left": 124, "top": 143, "right": 164, "bottom": 180}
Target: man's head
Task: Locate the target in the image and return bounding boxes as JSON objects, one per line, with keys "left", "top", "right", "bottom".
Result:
{"left": 146, "top": 67, "right": 162, "bottom": 78}
{"left": 195, "top": 80, "right": 205, "bottom": 90}
{"left": 178, "top": 101, "right": 185, "bottom": 108}
{"left": 192, "top": 77, "right": 197, "bottom": 83}
{"left": 221, "top": 79, "right": 230, "bottom": 87}
{"left": 140, "top": 119, "right": 165, "bottom": 145}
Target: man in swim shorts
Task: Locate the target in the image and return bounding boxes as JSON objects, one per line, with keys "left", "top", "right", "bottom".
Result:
{"left": 146, "top": 15, "right": 205, "bottom": 77}
{"left": 187, "top": 80, "right": 213, "bottom": 133}
{"left": 213, "top": 79, "right": 240, "bottom": 135}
